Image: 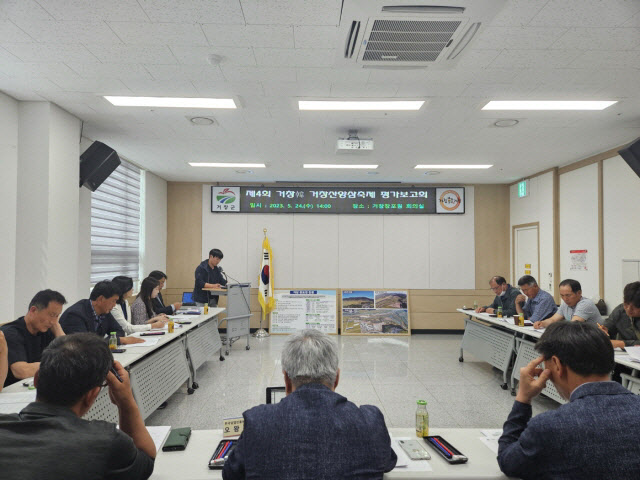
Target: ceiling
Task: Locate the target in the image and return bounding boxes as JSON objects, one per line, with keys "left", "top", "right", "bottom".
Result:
{"left": 1, "top": 0, "right": 639, "bottom": 184}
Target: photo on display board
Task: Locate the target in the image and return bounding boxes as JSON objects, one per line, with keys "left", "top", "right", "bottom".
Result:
{"left": 341, "top": 290, "right": 410, "bottom": 336}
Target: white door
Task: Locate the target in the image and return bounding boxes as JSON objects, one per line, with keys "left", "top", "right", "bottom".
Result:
{"left": 514, "top": 225, "right": 539, "bottom": 284}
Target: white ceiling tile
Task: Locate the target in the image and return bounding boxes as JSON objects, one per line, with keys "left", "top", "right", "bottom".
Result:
{"left": 66, "top": 62, "right": 154, "bottom": 80}
{"left": 489, "top": 48, "right": 583, "bottom": 69}
{"left": 296, "top": 67, "right": 370, "bottom": 83}
{"left": 0, "top": 76, "right": 62, "bottom": 92}
{"left": 53, "top": 103, "right": 98, "bottom": 118}
{"left": 473, "top": 26, "right": 569, "bottom": 50}
{"left": 0, "top": 1, "right": 54, "bottom": 21}
{"left": 253, "top": 48, "right": 335, "bottom": 67}
{"left": 202, "top": 24, "right": 294, "bottom": 48}
{"left": 395, "top": 82, "right": 468, "bottom": 98}
{"left": 37, "top": 91, "right": 107, "bottom": 105}
{"left": 35, "top": 0, "right": 149, "bottom": 22}
{"left": 119, "top": 78, "right": 199, "bottom": 96}
{"left": 1, "top": 42, "right": 99, "bottom": 62}
{"left": 0, "top": 21, "right": 35, "bottom": 42}
{"left": 262, "top": 80, "right": 331, "bottom": 97}
{"left": 220, "top": 65, "right": 297, "bottom": 82}
{"left": 144, "top": 64, "right": 225, "bottom": 82}
{"left": 363, "top": 69, "right": 431, "bottom": 84}
{"left": 460, "top": 82, "right": 539, "bottom": 98}
{"left": 550, "top": 27, "right": 640, "bottom": 50}
{"left": 240, "top": 0, "right": 341, "bottom": 26}
{"left": 192, "top": 80, "right": 264, "bottom": 97}
{"left": 0, "top": 87, "right": 46, "bottom": 101}
{"left": 489, "top": 0, "right": 549, "bottom": 27}
{"left": 169, "top": 46, "right": 256, "bottom": 66}
{"left": 527, "top": 83, "right": 607, "bottom": 98}
{"left": 529, "top": 0, "right": 640, "bottom": 28}
{"left": 330, "top": 82, "right": 398, "bottom": 98}
{"left": 569, "top": 49, "right": 640, "bottom": 69}
{"left": 1, "top": 61, "right": 79, "bottom": 79}
{"left": 48, "top": 76, "right": 131, "bottom": 94}
{"left": 454, "top": 68, "right": 522, "bottom": 84}
{"left": 107, "top": 22, "right": 208, "bottom": 46}
{"left": 138, "top": 0, "right": 244, "bottom": 24}
{"left": 0, "top": 46, "right": 20, "bottom": 62}
{"left": 293, "top": 25, "right": 338, "bottom": 49}
{"left": 84, "top": 44, "right": 177, "bottom": 64}
{"left": 13, "top": 20, "right": 122, "bottom": 44}
{"left": 452, "top": 49, "right": 503, "bottom": 69}
{"left": 623, "top": 11, "right": 640, "bottom": 27}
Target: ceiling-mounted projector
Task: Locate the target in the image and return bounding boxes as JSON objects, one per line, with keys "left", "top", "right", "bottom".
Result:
{"left": 336, "top": 130, "right": 374, "bottom": 153}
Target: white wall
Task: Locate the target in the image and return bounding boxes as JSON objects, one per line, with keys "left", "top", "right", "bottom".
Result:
{"left": 143, "top": 171, "right": 168, "bottom": 277}
{"left": 510, "top": 172, "right": 555, "bottom": 295}
{"left": 14, "top": 101, "right": 82, "bottom": 315}
{"left": 0, "top": 92, "right": 19, "bottom": 318}
{"left": 559, "top": 164, "right": 600, "bottom": 300}
{"left": 201, "top": 185, "right": 476, "bottom": 290}
{"left": 603, "top": 155, "right": 640, "bottom": 306}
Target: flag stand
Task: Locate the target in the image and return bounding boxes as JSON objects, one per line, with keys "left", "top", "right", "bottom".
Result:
{"left": 253, "top": 311, "right": 270, "bottom": 338}
{"left": 254, "top": 228, "right": 271, "bottom": 338}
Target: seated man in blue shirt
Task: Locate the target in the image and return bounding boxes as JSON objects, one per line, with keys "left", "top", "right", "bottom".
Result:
{"left": 59, "top": 280, "right": 143, "bottom": 345}
{"left": 0, "top": 333, "right": 156, "bottom": 479}
{"left": 515, "top": 275, "right": 557, "bottom": 324}
{"left": 534, "top": 278, "right": 602, "bottom": 329}
{"left": 223, "top": 329, "right": 397, "bottom": 480}
{"left": 498, "top": 322, "right": 640, "bottom": 479}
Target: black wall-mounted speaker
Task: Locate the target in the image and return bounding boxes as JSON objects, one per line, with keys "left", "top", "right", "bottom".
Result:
{"left": 619, "top": 137, "right": 640, "bottom": 179}
{"left": 79, "top": 141, "right": 121, "bottom": 191}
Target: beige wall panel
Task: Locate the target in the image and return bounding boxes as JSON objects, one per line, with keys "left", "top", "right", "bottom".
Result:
{"left": 474, "top": 185, "right": 510, "bottom": 287}
{"left": 410, "top": 294, "right": 495, "bottom": 313}
{"left": 410, "top": 313, "right": 466, "bottom": 330}
{"left": 167, "top": 183, "right": 202, "bottom": 289}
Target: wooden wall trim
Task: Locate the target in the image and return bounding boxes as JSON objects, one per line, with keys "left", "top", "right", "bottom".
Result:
{"left": 508, "top": 167, "right": 556, "bottom": 187}
{"left": 552, "top": 168, "right": 560, "bottom": 304}
{"left": 598, "top": 160, "right": 605, "bottom": 299}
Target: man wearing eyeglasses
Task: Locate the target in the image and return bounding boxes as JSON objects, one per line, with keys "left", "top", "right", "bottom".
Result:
{"left": 0, "top": 333, "right": 155, "bottom": 479}
{"left": 475, "top": 276, "right": 521, "bottom": 317}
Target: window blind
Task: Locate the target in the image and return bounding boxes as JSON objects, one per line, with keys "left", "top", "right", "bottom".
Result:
{"left": 90, "top": 159, "right": 141, "bottom": 284}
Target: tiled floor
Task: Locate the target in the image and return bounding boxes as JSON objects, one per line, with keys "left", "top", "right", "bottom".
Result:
{"left": 146, "top": 334, "right": 558, "bottom": 429}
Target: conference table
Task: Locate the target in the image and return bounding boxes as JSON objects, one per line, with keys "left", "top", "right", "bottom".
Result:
{"left": 1, "top": 308, "right": 225, "bottom": 421}
{"left": 458, "top": 309, "right": 640, "bottom": 401}
{"left": 150, "top": 428, "right": 512, "bottom": 479}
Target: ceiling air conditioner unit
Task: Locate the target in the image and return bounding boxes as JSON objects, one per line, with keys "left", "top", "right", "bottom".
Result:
{"left": 337, "top": 0, "right": 506, "bottom": 69}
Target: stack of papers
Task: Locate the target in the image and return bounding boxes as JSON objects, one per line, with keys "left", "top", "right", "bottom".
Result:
{"left": 479, "top": 429, "right": 502, "bottom": 454}
{"left": 625, "top": 346, "right": 640, "bottom": 363}
{"left": 124, "top": 336, "right": 161, "bottom": 348}
{"left": 147, "top": 426, "right": 172, "bottom": 451}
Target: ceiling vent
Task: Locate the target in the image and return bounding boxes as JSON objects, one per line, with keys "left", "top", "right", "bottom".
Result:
{"left": 337, "top": 1, "right": 506, "bottom": 69}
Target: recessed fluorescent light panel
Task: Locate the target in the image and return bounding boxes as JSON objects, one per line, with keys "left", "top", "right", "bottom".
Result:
{"left": 105, "top": 96, "right": 236, "bottom": 108}
{"left": 189, "top": 163, "right": 265, "bottom": 168}
{"left": 415, "top": 165, "right": 492, "bottom": 169}
{"left": 482, "top": 101, "right": 617, "bottom": 111}
{"left": 303, "top": 164, "right": 379, "bottom": 169}
{"left": 299, "top": 101, "right": 424, "bottom": 111}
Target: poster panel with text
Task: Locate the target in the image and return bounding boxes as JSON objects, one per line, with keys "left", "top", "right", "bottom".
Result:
{"left": 270, "top": 290, "right": 337, "bottom": 334}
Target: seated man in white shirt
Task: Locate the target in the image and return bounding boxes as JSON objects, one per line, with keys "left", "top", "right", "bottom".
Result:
{"left": 534, "top": 279, "right": 602, "bottom": 329}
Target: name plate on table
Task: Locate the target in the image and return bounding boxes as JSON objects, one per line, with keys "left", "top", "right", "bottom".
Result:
{"left": 223, "top": 417, "right": 244, "bottom": 437}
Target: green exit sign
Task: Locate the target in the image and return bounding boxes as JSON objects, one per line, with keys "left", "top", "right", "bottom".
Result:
{"left": 518, "top": 180, "right": 528, "bottom": 198}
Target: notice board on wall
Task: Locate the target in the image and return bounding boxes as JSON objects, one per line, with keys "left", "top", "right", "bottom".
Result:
{"left": 270, "top": 290, "right": 338, "bottom": 334}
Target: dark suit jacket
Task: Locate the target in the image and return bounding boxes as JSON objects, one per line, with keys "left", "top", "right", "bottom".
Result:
{"left": 498, "top": 381, "right": 640, "bottom": 479}
{"left": 223, "top": 383, "right": 397, "bottom": 480}
{"left": 153, "top": 292, "right": 173, "bottom": 315}
{"left": 59, "top": 299, "right": 125, "bottom": 341}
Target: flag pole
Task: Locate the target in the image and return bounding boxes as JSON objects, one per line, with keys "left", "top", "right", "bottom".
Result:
{"left": 253, "top": 228, "right": 270, "bottom": 338}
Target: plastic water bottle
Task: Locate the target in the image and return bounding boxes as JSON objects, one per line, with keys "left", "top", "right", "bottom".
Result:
{"left": 497, "top": 306, "right": 503, "bottom": 319}
{"left": 416, "top": 400, "right": 429, "bottom": 437}
{"left": 109, "top": 332, "right": 117, "bottom": 350}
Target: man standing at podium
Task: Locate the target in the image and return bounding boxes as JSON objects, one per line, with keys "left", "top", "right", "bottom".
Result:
{"left": 193, "top": 248, "right": 227, "bottom": 307}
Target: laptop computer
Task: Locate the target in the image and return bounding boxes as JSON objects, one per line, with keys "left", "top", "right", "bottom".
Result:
{"left": 181, "top": 292, "right": 196, "bottom": 306}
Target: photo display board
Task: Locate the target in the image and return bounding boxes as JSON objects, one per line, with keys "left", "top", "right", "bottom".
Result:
{"left": 270, "top": 290, "right": 338, "bottom": 334}
{"left": 210, "top": 186, "right": 465, "bottom": 214}
{"left": 341, "top": 290, "right": 410, "bottom": 336}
